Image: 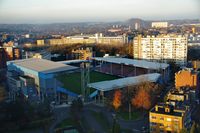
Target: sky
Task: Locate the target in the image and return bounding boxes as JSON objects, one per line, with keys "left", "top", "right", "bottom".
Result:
{"left": 0, "top": 0, "right": 199, "bottom": 24}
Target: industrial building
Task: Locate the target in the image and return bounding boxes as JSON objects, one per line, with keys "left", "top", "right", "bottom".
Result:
{"left": 133, "top": 34, "right": 188, "bottom": 65}
{"left": 7, "top": 58, "right": 78, "bottom": 101}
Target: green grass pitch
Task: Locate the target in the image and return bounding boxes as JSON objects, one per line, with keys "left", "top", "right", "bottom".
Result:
{"left": 57, "top": 71, "right": 119, "bottom": 94}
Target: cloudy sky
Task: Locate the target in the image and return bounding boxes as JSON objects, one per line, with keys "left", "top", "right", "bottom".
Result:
{"left": 0, "top": 0, "right": 199, "bottom": 23}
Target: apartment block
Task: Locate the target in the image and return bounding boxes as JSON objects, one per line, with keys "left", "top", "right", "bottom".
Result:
{"left": 175, "top": 68, "right": 199, "bottom": 89}
{"left": 166, "top": 87, "right": 196, "bottom": 106}
{"left": 149, "top": 103, "right": 192, "bottom": 133}
{"left": 36, "top": 40, "right": 45, "bottom": 46}
{"left": 72, "top": 47, "right": 93, "bottom": 60}
{"left": 133, "top": 34, "right": 188, "bottom": 65}
{"left": 0, "top": 47, "right": 22, "bottom": 69}
{"left": 152, "top": 22, "right": 168, "bottom": 28}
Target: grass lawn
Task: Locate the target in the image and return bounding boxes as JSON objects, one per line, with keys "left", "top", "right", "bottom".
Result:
{"left": 121, "top": 128, "right": 133, "bottom": 133}
{"left": 57, "top": 71, "right": 119, "bottom": 94}
{"left": 12, "top": 129, "right": 43, "bottom": 133}
{"left": 57, "top": 118, "right": 76, "bottom": 128}
{"left": 117, "top": 110, "right": 142, "bottom": 121}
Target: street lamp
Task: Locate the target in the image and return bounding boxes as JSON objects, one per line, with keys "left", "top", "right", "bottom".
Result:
{"left": 112, "top": 113, "right": 116, "bottom": 133}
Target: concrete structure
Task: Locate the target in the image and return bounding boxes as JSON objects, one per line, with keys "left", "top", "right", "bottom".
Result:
{"left": 149, "top": 103, "right": 192, "bottom": 133}
{"left": 133, "top": 34, "right": 188, "bottom": 65}
{"left": 108, "top": 28, "right": 122, "bottom": 33}
{"left": 167, "top": 89, "right": 189, "bottom": 102}
{"left": 23, "top": 50, "right": 51, "bottom": 60}
{"left": 36, "top": 40, "right": 45, "bottom": 46}
{"left": 88, "top": 73, "right": 161, "bottom": 92}
{"left": 7, "top": 71, "right": 39, "bottom": 101}
{"left": 72, "top": 47, "right": 93, "bottom": 60}
{"left": 192, "top": 60, "right": 200, "bottom": 70}
{"left": 93, "top": 57, "right": 170, "bottom": 82}
{"left": 48, "top": 33, "right": 127, "bottom": 46}
{"left": 0, "top": 47, "right": 22, "bottom": 68}
{"left": 135, "top": 22, "right": 141, "bottom": 30}
{"left": 13, "top": 48, "right": 21, "bottom": 60}
{"left": 7, "top": 58, "right": 78, "bottom": 101}
{"left": 32, "top": 53, "right": 42, "bottom": 59}
{"left": 88, "top": 73, "right": 161, "bottom": 104}
{"left": 175, "top": 68, "right": 199, "bottom": 89}
{"left": 152, "top": 22, "right": 168, "bottom": 28}
{"left": 166, "top": 87, "right": 195, "bottom": 106}
{"left": 0, "top": 48, "right": 7, "bottom": 69}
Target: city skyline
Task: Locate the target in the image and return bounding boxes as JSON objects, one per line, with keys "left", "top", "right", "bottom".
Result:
{"left": 0, "top": 0, "right": 199, "bottom": 24}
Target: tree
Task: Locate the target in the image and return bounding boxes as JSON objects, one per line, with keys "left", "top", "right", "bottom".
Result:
{"left": 131, "top": 88, "right": 151, "bottom": 110}
{"left": 190, "top": 122, "right": 200, "bottom": 133}
{"left": 112, "top": 90, "right": 122, "bottom": 110}
{"left": 180, "top": 128, "right": 188, "bottom": 133}
{"left": 168, "top": 61, "right": 180, "bottom": 81}
{"left": 190, "top": 122, "right": 196, "bottom": 133}
{"left": 0, "top": 84, "right": 6, "bottom": 102}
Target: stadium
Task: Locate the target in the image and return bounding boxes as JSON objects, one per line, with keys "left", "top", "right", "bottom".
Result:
{"left": 56, "top": 57, "right": 169, "bottom": 104}
{"left": 7, "top": 57, "right": 169, "bottom": 103}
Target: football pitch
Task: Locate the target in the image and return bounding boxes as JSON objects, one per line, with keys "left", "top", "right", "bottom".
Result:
{"left": 57, "top": 71, "right": 119, "bottom": 94}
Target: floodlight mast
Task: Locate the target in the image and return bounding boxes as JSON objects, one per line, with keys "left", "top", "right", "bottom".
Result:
{"left": 81, "top": 62, "right": 90, "bottom": 101}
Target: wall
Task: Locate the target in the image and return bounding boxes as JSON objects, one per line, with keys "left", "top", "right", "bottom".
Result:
{"left": 175, "top": 70, "right": 198, "bottom": 89}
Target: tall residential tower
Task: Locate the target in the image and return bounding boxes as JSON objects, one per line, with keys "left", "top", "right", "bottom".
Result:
{"left": 133, "top": 34, "right": 188, "bottom": 65}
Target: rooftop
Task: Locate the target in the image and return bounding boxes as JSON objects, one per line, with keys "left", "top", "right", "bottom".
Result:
{"left": 93, "top": 57, "right": 169, "bottom": 70}
{"left": 88, "top": 73, "right": 161, "bottom": 92}
{"left": 150, "top": 103, "right": 186, "bottom": 117}
{"left": 8, "top": 58, "right": 78, "bottom": 74}
{"left": 59, "top": 59, "right": 90, "bottom": 65}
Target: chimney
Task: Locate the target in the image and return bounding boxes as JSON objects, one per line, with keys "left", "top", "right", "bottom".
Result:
{"left": 155, "top": 105, "right": 158, "bottom": 111}
{"left": 193, "top": 61, "right": 197, "bottom": 71}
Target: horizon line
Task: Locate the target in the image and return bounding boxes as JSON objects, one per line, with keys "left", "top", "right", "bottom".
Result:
{"left": 0, "top": 18, "right": 200, "bottom": 25}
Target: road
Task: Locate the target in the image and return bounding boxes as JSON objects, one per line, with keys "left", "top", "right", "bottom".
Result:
{"left": 49, "top": 106, "right": 70, "bottom": 133}
{"left": 84, "top": 104, "right": 149, "bottom": 132}
{"left": 82, "top": 108, "right": 106, "bottom": 133}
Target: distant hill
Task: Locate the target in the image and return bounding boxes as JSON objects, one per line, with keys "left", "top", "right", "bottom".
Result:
{"left": 0, "top": 18, "right": 199, "bottom": 33}
{"left": 121, "top": 18, "right": 200, "bottom": 28}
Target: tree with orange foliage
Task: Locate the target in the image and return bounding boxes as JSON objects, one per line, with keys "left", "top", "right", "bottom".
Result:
{"left": 131, "top": 89, "right": 151, "bottom": 110}
{"left": 113, "top": 90, "right": 122, "bottom": 110}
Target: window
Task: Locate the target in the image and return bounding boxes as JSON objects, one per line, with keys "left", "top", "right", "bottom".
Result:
{"left": 174, "top": 118, "right": 179, "bottom": 122}
{"left": 166, "top": 118, "right": 172, "bottom": 122}
{"left": 160, "top": 117, "right": 164, "bottom": 120}
{"left": 150, "top": 122, "right": 157, "bottom": 126}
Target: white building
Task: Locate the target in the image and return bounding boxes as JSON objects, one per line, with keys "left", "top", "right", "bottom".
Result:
{"left": 152, "top": 22, "right": 168, "bottom": 28}
{"left": 133, "top": 34, "right": 188, "bottom": 65}
{"left": 48, "top": 33, "right": 127, "bottom": 46}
